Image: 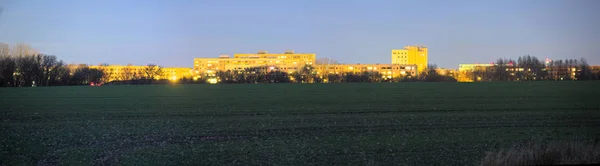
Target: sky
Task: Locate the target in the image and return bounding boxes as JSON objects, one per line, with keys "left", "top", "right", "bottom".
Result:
{"left": 0, "top": 0, "right": 598, "bottom": 68}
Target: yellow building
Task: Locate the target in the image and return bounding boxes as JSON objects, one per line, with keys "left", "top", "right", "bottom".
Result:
{"left": 193, "top": 50, "right": 316, "bottom": 76}
{"left": 89, "top": 65, "right": 192, "bottom": 82}
{"left": 392, "top": 46, "right": 428, "bottom": 74}
{"left": 160, "top": 67, "right": 194, "bottom": 81}
{"left": 193, "top": 48, "right": 429, "bottom": 83}
{"left": 591, "top": 66, "right": 600, "bottom": 75}
{"left": 457, "top": 64, "right": 494, "bottom": 82}
{"left": 458, "top": 64, "right": 495, "bottom": 72}
{"left": 435, "top": 68, "right": 458, "bottom": 78}
{"left": 313, "top": 64, "right": 418, "bottom": 79}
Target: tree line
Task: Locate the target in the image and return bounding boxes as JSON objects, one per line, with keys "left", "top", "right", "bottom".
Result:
{"left": 211, "top": 64, "right": 456, "bottom": 84}
{"left": 0, "top": 53, "right": 193, "bottom": 87}
{"left": 467, "top": 55, "right": 598, "bottom": 82}
{"left": 0, "top": 53, "right": 120, "bottom": 87}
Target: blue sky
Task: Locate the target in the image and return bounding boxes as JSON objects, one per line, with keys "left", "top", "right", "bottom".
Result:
{"left": 0, "top": 0, "right": 598, "bottom": 68}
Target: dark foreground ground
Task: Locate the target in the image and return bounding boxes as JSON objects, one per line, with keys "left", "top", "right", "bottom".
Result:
{"left": 1, "top": 82, "right": 599, "bottom": 165}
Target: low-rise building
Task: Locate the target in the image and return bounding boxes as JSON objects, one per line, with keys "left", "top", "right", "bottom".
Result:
{"left": 457, "top": 64, "right": 494, "bottom": 82}
{"left": 313, "top": 64, "right": 418, "bottom": 79}
{"left": 89, "top": 65, "right": 192, "bottom": 82}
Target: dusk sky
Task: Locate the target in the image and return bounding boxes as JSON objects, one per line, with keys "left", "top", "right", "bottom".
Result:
{"left": 0, "top": 0, "right": 598, "bottom": 68}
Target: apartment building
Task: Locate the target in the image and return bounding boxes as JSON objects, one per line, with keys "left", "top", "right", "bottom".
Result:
{"left": 89, "top": 65, "right": 192, "bottom": 82}
{"left": 457, "top": 64, "right": 495, "bottom": 82}
{"left": 435, "top": 68, "right": 458, "bottom": 78}
{"left": 192, "top": 47, "right": 427, "bottom": 83}
{"left": 392, "top": 46, "right": 428, "bottom": 74}
{"left": 313, "top": 64, "right": 418, "bottom": 79}
{"left": 193, "top": 50, "right": 316, "bottom": 75}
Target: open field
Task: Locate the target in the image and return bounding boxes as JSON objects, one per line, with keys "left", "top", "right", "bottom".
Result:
{"left": 1, "top": 82, "right": 600, "bottom": 165}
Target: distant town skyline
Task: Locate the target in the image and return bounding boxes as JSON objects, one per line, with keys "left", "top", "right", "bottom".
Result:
{"left": 0, "top": 0, "right": 598, "bottom": 69}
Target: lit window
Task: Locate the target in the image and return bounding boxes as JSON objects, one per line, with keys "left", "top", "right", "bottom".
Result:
{"left": 208, "top": 78, "right": 218, "bottom": 84}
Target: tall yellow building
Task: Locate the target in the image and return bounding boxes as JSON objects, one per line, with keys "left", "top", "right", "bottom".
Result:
{"left": 392, "top": 46, "right": 428, "bottom": 74}
{"left": 193, "top": 50, "right": 316, "bottom": 75}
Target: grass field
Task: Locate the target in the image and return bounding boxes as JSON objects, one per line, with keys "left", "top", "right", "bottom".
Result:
{"left": 1, "top": 82, "right": 599, "bottom": 165}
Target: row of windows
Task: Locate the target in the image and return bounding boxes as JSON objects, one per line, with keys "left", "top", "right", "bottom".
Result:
{"left": 313, "top": 67, "right": 414, "bottom": 70}
{"left": 393, "top": 52, "right": 407, "bottom": 55}
{"left": 210, "top": 67, "right": 301, "bottom": 70}
{"left": 197, "top": 60, "right": 313, "bottom": 64}
{"left": 196, "top": 62, "right": 313, "bottom": 67}
{"left": 235, "top": 55, "right": 313, "bottom": 59}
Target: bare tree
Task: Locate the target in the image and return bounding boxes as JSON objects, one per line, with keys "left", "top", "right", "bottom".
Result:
{"left": 11, "top": 43, "right": 38, "bottom": 56}
{"left": 98, "top": 63, "right": 113, "bottom": 82}
{"left": 0, "top": 42, "right": 9, "bottom": 57}
{"left": 40, "top": 55, "right": 57, "bottom": 86}
{"left": 15, "top": 54, "right": 43, "bottom": 86}
{"left": 143, "top": 63, "right": 162, "bottom": 80}
{"left": 122, "top": 64, "right": 135, "bottom": 80}
{"left": 0, "top": 55, "right": 16, "bottom": 86}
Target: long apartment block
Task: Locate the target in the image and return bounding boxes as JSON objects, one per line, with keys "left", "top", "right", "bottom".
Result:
{"left": 193, "top": 46, "right": 428, "bottom": 79}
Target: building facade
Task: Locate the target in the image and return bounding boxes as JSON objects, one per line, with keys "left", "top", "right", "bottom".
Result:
{"left": 457, "top": 64, "right": 495, "bottom": 82}
{"left": 313, "top": 64, "right": 418, "bottom": 79}
{"left": 435, "top": 68, "right": 458, "bottom": 78}
{"left": 193, "top": 50, "right": 317, "bottom": 76}
{"left": 192, "top": 48, "right": 426, "bottom": 83}
{"left": 89, "top": 65, "right": 192, "bottom": 82}
{"left": 392, "top": 46, "right": 428, "bottom": 74}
